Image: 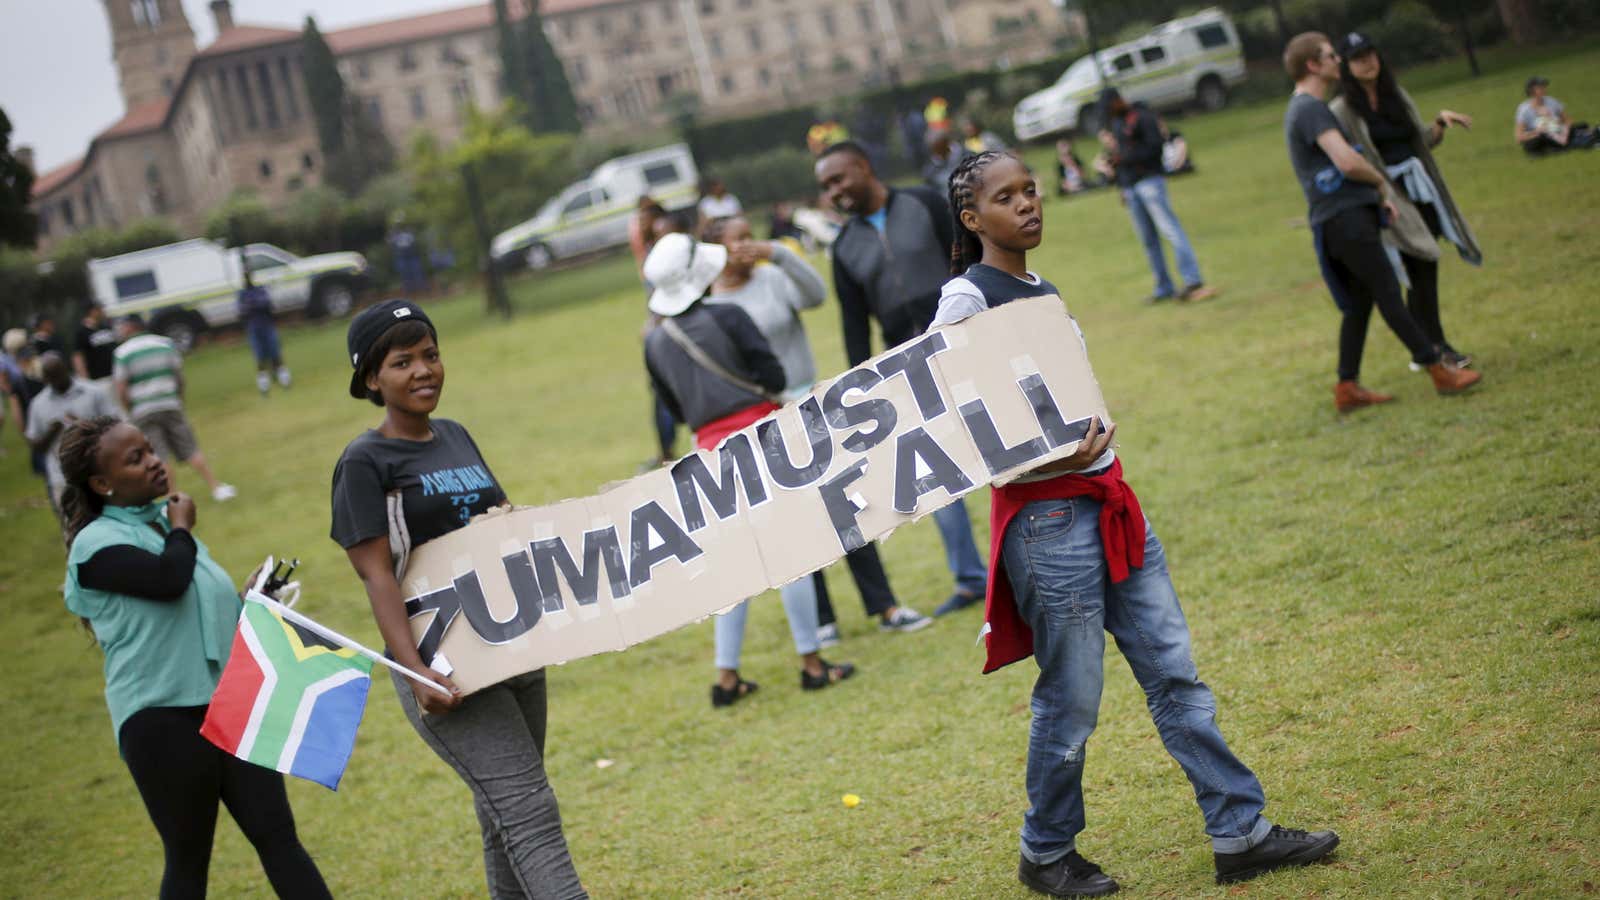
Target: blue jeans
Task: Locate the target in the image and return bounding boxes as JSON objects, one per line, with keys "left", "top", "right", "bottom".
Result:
{"left": 932, "top": 497, "right": 990, "bottom": 596}
{"left": 715, "top": 578, "right": 821, "bottom": 670}
{"left": 1001, "top": 496, "right": 1270, "bottom": 863}
{"left": 1122, "top": 176, "right": 1203, "bottom": 297}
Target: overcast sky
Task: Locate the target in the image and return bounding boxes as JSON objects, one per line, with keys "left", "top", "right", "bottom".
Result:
{"left": 0, "top": 0, "right": 474, "bottom": 174}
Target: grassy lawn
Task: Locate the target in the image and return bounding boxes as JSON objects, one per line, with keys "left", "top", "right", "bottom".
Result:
{"left": 4, "top": 41, "right": 1597, "bottom": 898}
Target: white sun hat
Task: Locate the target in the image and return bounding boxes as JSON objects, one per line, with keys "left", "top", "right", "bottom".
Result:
{"left": 644, "top": 232, "right": 728, "bottom": 317}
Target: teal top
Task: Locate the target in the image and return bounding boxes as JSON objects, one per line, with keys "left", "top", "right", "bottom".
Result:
{"left": 63, "top": 503, "right": 242, "bottom": 746}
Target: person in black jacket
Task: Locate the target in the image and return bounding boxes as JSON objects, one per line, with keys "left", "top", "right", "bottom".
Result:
{"left": 814, "top": 141, "right": 988, "bottom": 621}
{"left": 1100, "top": 89, "right": 1216, "bottom": 303}
{"left": 641, "top": 233, "right": 857, "bottom": 706}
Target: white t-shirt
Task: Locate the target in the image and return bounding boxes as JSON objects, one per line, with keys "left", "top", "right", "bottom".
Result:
{"left": 697, "top": 193, "right": 743, "bottom": 220}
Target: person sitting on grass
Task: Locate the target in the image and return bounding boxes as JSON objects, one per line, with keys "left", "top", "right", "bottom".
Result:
{"left": 59, "top": 416, "right": 331, "bottom": 900}
{"left": 641, "top": 232, "right": 857, "bottom": 706}
{"left": 932, "top": 149, "right": 1340, "bottom": 896}
{"left": 1514, "top": 76, "right": 1596, "bottom": 155}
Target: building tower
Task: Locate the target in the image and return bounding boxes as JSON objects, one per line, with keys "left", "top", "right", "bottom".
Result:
{"left": 103, "top": 0, "right": 198, "bottom": 111}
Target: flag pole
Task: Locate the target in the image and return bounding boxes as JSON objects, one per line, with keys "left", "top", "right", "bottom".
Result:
{"left": 247, "top": 590, "right": 453, "bottom": 696}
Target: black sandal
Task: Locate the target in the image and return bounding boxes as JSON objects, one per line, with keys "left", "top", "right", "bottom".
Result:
{"left": 800, "top": 658, "right": 857, "bottom": 691}
{"left": 711, "top": 674, "right": 759, "bottom": 708}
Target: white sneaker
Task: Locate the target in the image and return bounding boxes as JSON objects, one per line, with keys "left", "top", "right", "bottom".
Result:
{"left": 816, "top": 622, "right": 841, "bottom": 648}
{"left": 276, "top": 366, "right": 292, "bottom": 388}
{"left": 212, "top": 484, "right": 238, "bottom": 502}
{"left": 256, "top": 372, "right": 271, "bottom": 395}
{"left": 879, "top": 607, "right": 933, "bottom": 633}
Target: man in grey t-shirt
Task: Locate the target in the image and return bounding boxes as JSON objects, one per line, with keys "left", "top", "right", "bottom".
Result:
{"left": 24, "top": 353, "right": 122, "bottom": 535}
{"left": 1282, "top": 32, "right": 1478, "bottom": 412}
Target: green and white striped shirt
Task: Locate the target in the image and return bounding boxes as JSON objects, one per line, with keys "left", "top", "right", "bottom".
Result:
{"left": 113, "top": 333, "right": 184, "bottom": 419}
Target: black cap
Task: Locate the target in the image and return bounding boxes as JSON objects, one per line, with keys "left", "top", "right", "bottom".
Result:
{"left": 1525, "top": 75, "right": 1549, "bottom": 95}
{"left": 1340, "top": 32, "right": 1375, "bottom": 56}
{"left": 345, "top": 299, "right": 435, "bottom": 398}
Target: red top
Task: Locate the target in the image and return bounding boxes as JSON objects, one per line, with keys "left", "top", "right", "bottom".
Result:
{"left": 693, "top": 401, "right": 780, "bottom": 452}
{"left": 981, "top": 459, "right": 1146, "bottom": 673}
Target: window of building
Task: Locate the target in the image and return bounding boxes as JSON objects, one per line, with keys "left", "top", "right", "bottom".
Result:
{"left": 1195, "top": 23, "right": 1230, "bottom": 49}
{"left": 161, "top": 76, "right": 175, "bottom": 96}
{"left": 410, "top": 87, "right": 427, "bottom": 120}
{"left": 594, "top": 16, "right": 610, "bottom": 37}
{"left": 858, "top": 4, "right": 874, "bottom": 29}
{"left": 657, "top": 73, "right": 675, "bottom": 96}
{"left": 562, "top": 19, "right": 575, "bottom": 39}
{"left": 256, "top": 61, "right": 280, "bottom": 128}
{"left": 399, "top": 48, "right": 418, "bottom": 72}
{"left": 796, "top": 55, "right": 810, "bottom": 75}
{"left": 439, "top": 42, "right": 462, "bottom": 65}
{"left": 892, "top": 0, "right": 907, "bottom": 18}
{"left": 758, "top": 66, "right": 771, "bottom": 87}
{"left": 259, "top": 159, "right": 273, "bottom": 179}
{"left": 631, "top": 10, "right": 644, "bottom": 29}
{"left": 61, "top": 198, "right": 76, "bottom": 229}
{"left": 709, "top": 33, "right": 722, "bottom": 57}
{"left": 820, "top": 10, "right": 836, "bottom": 37}
{"left": 700, "top": 0, "right": 715, "bottom": 14}
{"left": 660, "top": 1, "right": 674, "bottom": 21}
{"left": 130, "top": 0, "right": 160, "bottom": 28}
{"left": 235, "top": 65, "right": 260, "bottom": 130}
{"left": 278, "top": 57, "right": 301, "bottom": 119}
{"left": 720, "top": 74, "right": 735, "bottom": 94}
{"left": 302, "top": 152, "right": 315, "bottom": 171}
{"left": 37, "top": 207, "right": 52, "bottom": 236}
{"left": 144, "top": 163, "right": 167, "bottom": 214}
{"left": 1139, "top": 46, "right": 1166, "bottom": 65}
{"left": 366, "top": 96, "right": 384, "bottom": 127}
{"left": 746, "top": 24, "right": 762, "bottom": 51}
{"left": 451, "top": 77, "right": 473, "bottom": 112}
{"left": 573, "top": 58, "right": 588, "bottom": 85}
{"left": 783, "top": 15, "right": 799, "bottom": 41}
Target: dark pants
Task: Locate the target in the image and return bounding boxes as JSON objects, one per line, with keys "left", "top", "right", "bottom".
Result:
{"left": 1322, "top": 205, "right": 1439, "bottom": 382}
{"left": 393, "top": 669, "right": 587, "bottom": 899}
{"left": 119, "top": 705, "right": 330, "bottom": 900}
{"left": 651, "top": 388, "right": 678, "bottom": 460}
{"left": 1400, "top": 203, "right": 1455, "bottom": 353}
{"left": 815, "top": 543, "right": 897, "bottom": 627}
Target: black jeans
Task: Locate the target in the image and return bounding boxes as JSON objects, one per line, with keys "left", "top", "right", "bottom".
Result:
{"left": 1400, "top": 203, "right": 1455, "bottom": 353}
{"left": 815, "top": 544, "right": 897, "bottom": 627}
{"left": 119, "top": 705, "right": 331, "bottom": 900}
{"left": 1322, "top": 205, "right": 1439, "bottom": 381}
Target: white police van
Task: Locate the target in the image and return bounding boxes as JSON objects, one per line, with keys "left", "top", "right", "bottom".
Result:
{"left": 89, "top": 239, "right": 367, "bottom": 352}
{"left": 1012, "top": 8, "right": 1247, "bottom": 141}
{"left": 491, "top": 143, "right": 699, "bottom": 271}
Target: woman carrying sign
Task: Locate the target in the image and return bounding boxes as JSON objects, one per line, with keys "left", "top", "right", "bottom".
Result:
{"left": 59, "top": 416, "right": 331, "bottom": 899}
{"left": 330, "top": 300, "right": 587, "bottom": 899}
{"left": 642, "top": 232, "right": 858, "bottom": 706}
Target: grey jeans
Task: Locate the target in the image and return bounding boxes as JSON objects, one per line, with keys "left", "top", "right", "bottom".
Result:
{"left": 392, "top": 668, "right": 587, "bottom": 899}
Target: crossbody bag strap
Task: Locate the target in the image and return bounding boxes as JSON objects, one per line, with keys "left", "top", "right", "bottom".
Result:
{"left": 658, "top": 317, "right": 780, "bottom": 403}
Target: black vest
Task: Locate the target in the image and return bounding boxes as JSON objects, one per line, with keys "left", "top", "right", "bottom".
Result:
{"left": 961, "top": 264, "right": 1059, "bottom": 308}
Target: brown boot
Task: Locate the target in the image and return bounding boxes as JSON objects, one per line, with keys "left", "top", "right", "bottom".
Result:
{"left": 1427, "top": 361, "right": 1482, "bottom": 395}
{"left": 1334, "top": 380, "right": 1394, "bottom": 413}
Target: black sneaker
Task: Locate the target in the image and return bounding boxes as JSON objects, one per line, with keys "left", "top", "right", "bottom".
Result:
{"left": 799, "top": 658, "right": 856, "bottom": 691}
{"left": 1213, "top": 825, "right": 1339, "bottom": 884}
{"left": 1018, "top": 851, "right": 1119, "bottom": 897}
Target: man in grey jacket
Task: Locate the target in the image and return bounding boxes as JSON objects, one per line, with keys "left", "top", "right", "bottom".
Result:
{"left": 815, "top": 141, "right": 988, "bottom": 618}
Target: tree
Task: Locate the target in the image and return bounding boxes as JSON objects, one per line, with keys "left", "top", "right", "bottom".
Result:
{"left": 520, "top": 0, "right": 581, "bottom": 133}
{"left": 0, "top": 107, "right": 38, "bottom": 250}
{"left": 302, "top": 17, "right": 394, "bottom": 194}
{"left": 1423, "top": 0, "right": 1494, "bottom": 76}
{"left": 493, "top": 0, "right": 581, "bottom": 134}
{"left": 1495, "top": 0, "right": 1542, "bottom": 42}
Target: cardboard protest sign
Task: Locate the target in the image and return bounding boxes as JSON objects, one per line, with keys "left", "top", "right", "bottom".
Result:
{"left": 401, "top": 296, "right": 1110, "bottom": 693}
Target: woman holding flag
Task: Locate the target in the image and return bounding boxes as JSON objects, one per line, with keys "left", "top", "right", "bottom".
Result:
{"left": 330, "top": 300, "right": 588, "bottom": 899}
{"left": 58, "top": 416, "right": 331, "bottom": 900}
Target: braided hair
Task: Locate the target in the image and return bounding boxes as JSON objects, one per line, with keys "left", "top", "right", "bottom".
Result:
{"left": 947, "top": 150, "right": 1012, "bottom": 275}
{"left": 58, "top": 416, "right": 123, "bottom": 550}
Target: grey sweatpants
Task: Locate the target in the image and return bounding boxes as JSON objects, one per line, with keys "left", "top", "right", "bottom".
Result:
{"left": 392, "top": 668, "right": 587, "bottom": 899}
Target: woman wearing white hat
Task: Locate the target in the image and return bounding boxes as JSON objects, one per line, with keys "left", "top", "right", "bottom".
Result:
{"left": 642, "top": 233, "right": 858, "bottom": 706}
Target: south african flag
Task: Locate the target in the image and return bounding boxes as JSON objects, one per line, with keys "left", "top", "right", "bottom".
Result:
{"left": 200, "top": 594, "right": 374, "bottom": 790}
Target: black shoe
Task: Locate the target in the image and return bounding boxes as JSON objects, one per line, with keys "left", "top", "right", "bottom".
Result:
{"left": 800, "top": 658, "right": 856, "bottom": 690}
{"left": 1018, "top": 851, "right": 1119, "bottom": 897}
{"left": 1213, "top": 825, "right": 1340, "bottom": 884}
{"left": 710, "top": 675, "right": 758, "bottom": 708}
{"left": 933, "top": 590, "right": 982, "bottom": 617}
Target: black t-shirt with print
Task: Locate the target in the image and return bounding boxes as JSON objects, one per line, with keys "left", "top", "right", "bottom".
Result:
{"left": 330, "top": 418, "right": 508, "bottom": 553}
{"left": 74, "top": 323, "right": 119, "bottom": 380}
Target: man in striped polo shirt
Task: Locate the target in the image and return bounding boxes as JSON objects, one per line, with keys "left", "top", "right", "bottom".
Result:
{"left": 112, "top": 315, "right": 236, "bottom": 502}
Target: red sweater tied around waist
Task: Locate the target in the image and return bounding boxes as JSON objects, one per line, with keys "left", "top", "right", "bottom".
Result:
{"left": 982, "top": 458, "right": 1145, "bottom": 673}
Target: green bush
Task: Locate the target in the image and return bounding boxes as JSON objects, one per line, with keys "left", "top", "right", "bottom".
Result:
{"left": 1367, "top": 2, "right": 1456, "bottom": 65}
{"left": 715, "top": 146, "right": 819, "bottom": 208}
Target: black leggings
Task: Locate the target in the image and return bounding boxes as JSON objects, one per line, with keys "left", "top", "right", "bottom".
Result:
{"left": 120, "top": 706, "right": 331, "bottom": 900}
{"left": 1400, "top": 203, "right": 1454, "bottom": 353}
{"left": 1324, "top": 205, "right": 1439, "bottom": 381}
{"left": 815, "top": 543, "right": 897, "bottom": 627}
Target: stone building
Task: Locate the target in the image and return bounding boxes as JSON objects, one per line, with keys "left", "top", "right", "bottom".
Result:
{"left": 30, "top": 0, "right": 1076, "bottom": 251}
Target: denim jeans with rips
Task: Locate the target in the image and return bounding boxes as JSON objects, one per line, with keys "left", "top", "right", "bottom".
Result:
{"left": 1001, "top": 495, "right": 1270, "bottom": 864}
